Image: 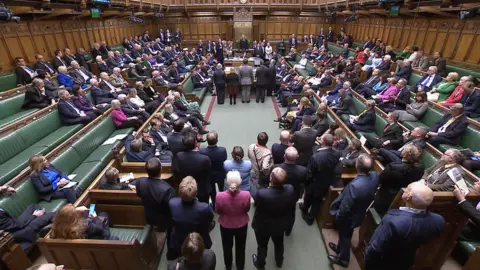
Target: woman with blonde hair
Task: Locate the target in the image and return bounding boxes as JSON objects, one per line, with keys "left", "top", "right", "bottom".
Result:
{"left": 215, "top": 171, "right": 250, "bottom": 270}
{"left": 29, "top": 155, "right": 77, "bottom": 204}
{"left": 333, "top": 128, "right": 348, "bottom": 151}
{"left": 50, "top": 204, "right": 117, "bottom": 240}
{"left": 289, "top": 96, "right": 315, "bottom": 132}
{"left": 427, "top": 72, "right": 459, "bottom": 102}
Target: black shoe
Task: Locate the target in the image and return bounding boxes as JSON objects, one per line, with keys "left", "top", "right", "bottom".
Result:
{"left": 327, "top": 255, "right": 348, "bottom": 267}
{"left": 230, "top": 101, "right": 233, "bottom": 105}
{"left": 252, "top": 254, "right": 265, "bottom": 270}
{"left": 299, "top": 202, "right": 307, "bottom": 214}
{"left": 328, "top": 242, "right": 339, "bottom": 254}
{"left": 273, "top": 117, "right": 282, "bottom": 122}
{"left": 301, "top": 212, "right": 314, "bottom": 226}
{"left": 247, "top": 101, "right": 250, "bottom": 103}
{"left": 197, "top": 138, "right": 206, "bottom": 143}
{"left": 199, "top": 129, "right": 209, "bottom": 135}
{"left": 285, "top": 229, "right": 292, "bottom": 236}
{"left": 256, "top": 101, "right": 259, "bottom": 103}
{"left": 242, "top": 101, "right": 245, "bottom": 103}
{"left": 225, "top": 265, "right": 232, "bottom": 270}
{"left": 203, "top": 121, "right": 211, "bottom": 125}
{"left": 276, "top": 260, "right": 283, "bottom": 268}
{"left": 209, "top": 221, "right": 216, "bottom": 232}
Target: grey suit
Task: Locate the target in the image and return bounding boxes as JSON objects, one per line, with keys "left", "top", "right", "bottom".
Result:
{"left": 238, "top": 64, "right": 254, "bottom": 102}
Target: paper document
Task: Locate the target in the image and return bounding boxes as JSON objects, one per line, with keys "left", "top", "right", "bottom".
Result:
{"left": 448, "top": 168, "right": 469, "bottom": 195}
{"left": 360, "top": 135, "right": 367, "bottom": 146}
{"left": 68, "top": 174, "right": 77, "bottom": 180}
{"left": 102, "top": 137, "right": 117, "bottom": 145}
{"left": 58, "top": 181, "right": 78, "bottom": 191}
{"left": 120, "top": 173, "right": 134, "bottom": 183}
{"left": 349, "top": 115, "right": 356, "bottom": 124}
{"left": 114, "top": 134, "right": 129, "bottom": 140}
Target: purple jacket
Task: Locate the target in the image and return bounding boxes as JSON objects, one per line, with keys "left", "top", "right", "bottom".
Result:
{"left": 72, "top": 95, "right": 94, "bottom": 111}
{"left": 377, "top": 85, "right": 399, "bottom": 101}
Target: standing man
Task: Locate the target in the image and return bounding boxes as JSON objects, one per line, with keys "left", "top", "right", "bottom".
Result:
{"left": 289, "top": 34, "right": 297, "bottom": 50}
{"left": 135, "top": 158, "right": 176, "bottom": 259}
{"left": 300, "top": 134, "right": 340, "bottom": 226}
{"left": 216, "top": 38, "right": 225, "bottom": 65}
{"left": 328, "top": 154, "right": 379, "bottom": 267}
{"left": 364, "top": 182, "right": 445, "bottom": 270}
{"left": 252, "top": 168, "right": 297, "bottom": 269}
{"left": 239, "top": 58, "right": 254, "bottom": 103}
{"left": 199, "top": 132, "right": 228, "bottom": 211}
{"left": 271, "top": 130, "right": 290, "bottom": 164}
{"left": 255, "top": 63, "right": 269, "bottom": 103}
{"left": 267, "top": 59, "right": 277, "bottom": 97}
{"left": 214, "top": 63, "right": 227, "bottom": 104}
{"left": 291, "top": 116, "right": 317, "bottom": 166}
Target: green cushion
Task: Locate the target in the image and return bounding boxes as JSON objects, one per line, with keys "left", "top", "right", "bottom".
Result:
{"left": 352, "top": 42, "right": 364, "bottom": 49}
{"left": 84, "top": 53, "right": 93, "bottom": 62}
{"left": 374, "top": 115, "right": 388, "bottom": 137}
{"left": 0, "top": 95, "right": 29, "bottom": 120}
{"left": 402, "top": 120, "right": 427, "bottom": 130}
{"left": 38, "top": 199, "right": 67, "bottom": 214}
{"left": 183, "top": 77, "right": 193, "bottom": 93}
{"left": 0, "top": 146, "right": 48, "bottom": 185}
{"left": 459, "top": 127, "right": 480, "bottom": 152}
{"left": 51, "top": 148, "right": 83, "bottom": 175}
{"left": 352, "top": 96, "right": 366, "bottom": 113}
{"left": 422, "top": 151, "right": 438, "bottom": 168}
{"left": 16, "top": 112, "right": 63, "bottom": 147}
{"left": 193, "top": 87, "right": 207, "bottom": 105}
{"left": 30, "top": 125, "right": 82, "bottom": 151}
{"left": 0, "top": 72, "right": 17, "bottom": 92}
{"left": 0, "top": 109, "right": 38, "bottom": 129}
{"left": 0, "top": 180, "right": 40, "bottom": 217}
{"left": 109, "top": 227, "right": 146, "bottom": 243}
{"left": 418, "top": 108, "right": 443, "bottom": 127}
{"left": 407, "top": 73, "right": 422, "bottom": 87}
{"left": 458, "top": 241, "right": 480, "bottom": 257}
{"left": 71, "top": 117, "right": 116, "bottom": 161}
{"left": 446, "top": 65, "right": 480, "bottom": 80}
{"left": 0, "top": 132, "right": 27, "bottom": 165}
{"left": 70, "top": 161, "right": 106, "bottom": 192}
{"left": 369, "top": 207, "right": 382, "bottom": 226}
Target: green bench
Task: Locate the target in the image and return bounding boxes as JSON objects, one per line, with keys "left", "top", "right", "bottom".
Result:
{"left": 352, "top": 41, "right": 365, "bottom": 49}
{"left": 327, "top": 43, "right": 355, "bottom": 58}
{"left": 0, "top": 95, "right": 40, "bottom": 129}
{"left": 0, "top": 112, "right": 82, "bottom": 185}
{"left": 446, "top": 65, "right": 480, "bottom": 80}
{"left": 0, "top": 72, "right": 17, "bottom": 92}
{"left": 0, "top": 116, "right": 134, "bottom": 226}
{"left": 182, "top": 75, "right": 207, "bottom": 105}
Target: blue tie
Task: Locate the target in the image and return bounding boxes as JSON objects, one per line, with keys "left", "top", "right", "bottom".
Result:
{"left": 25, "top": 66, "right": 34, "bottom": 73}
{"left": 45, "top": 63, "right": 54, "bottom": 74}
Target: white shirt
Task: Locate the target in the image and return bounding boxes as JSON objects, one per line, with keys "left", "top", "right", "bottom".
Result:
{"left": 77, "top": 69, "right": 89, "bottom": 81}
{"left": 129, "top": 96, "right": 145, "bottom": 108}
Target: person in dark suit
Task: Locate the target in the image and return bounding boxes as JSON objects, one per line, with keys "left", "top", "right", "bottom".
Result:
{"left": 99, "top": 167, "right": 134, "bottom": 190}
{"left": 57, "top": 90, "right": 96, "bottom": 126}
{"left": 313, "top": 109, "right": 329, "bottom": 137}
{"left": 173, "top": 133, "right": 212, "bottom": 203}
{"left": 239, "top": 35, "right": 249, "bottom": 52}
{"left": 91, "top": 43, "right": 103, "bottom": 60}
{"left": 255, "top": 63, "right": 269, "bottom": 103}
{"left": 33, "top": 54, "right": 56, "bottom": 75}
{"left": 14, "top": 57, "right": 37, "bottom": 86}
{"left": 374, "top": 144, "right": 424, "bottom": 215}
{"left": 272, "top": 147, "right": 307, "bottom": 235}
{"left": 199, "top": 132, "right": 228, "bottom": 210}
{"left": 328, "top": 154, "right": 379, "bottom": 267}
{"left": 118, "top": 94, "right": 149, "bottom": 121}
{"left": 75, "top": 48, "right": 90, "bottom": 71}
{"left": 169, "top": 177, "right": 214, "bottom": 260}
{"left": 392, "top": 59, "right": 412, "bottom": 81}
{"left": 63, "top": 48, "right": 77, "bottom": 66}
{"left": 28, "top": 155, "right": 77, "bottom": 204}
{"left": 375, "top": 126, "right": 427, "bottom": 165}
{"left": 346, "top": 99, "right": 376, "bottom": 133}
{"left": 52, "top": 50, "right": 68, "bottom": 71}
{"left": 125, "top": 134, "right": 155, "bottom": 162}
{"left": 365, "top": 182, "right": 445, "bottom": 270}
{"left": 214, "top": 64, "right": 227, "bottom": 104}
{"left": 377, "top": 79, "right": 411, "bottom": 112}
{"left": 333, "top": 89, "right": 356, "bottom": 117}
{"left": 300, "top": 134, "right": 340, "bottom": 226}
{"left": 355, "top": 69, "right": 381, "bottom": 97}
{"left": 453, "top": 181, "right": 480, "bottom": 227}
{"left": 426, "top": 103, "right": 468, "bottom": 147}
{"left": 216, "top": 39, "right": 224, "bottom": 65}
{"left": 168, "top": 62, "right": 182, "bottom": 83}
{"left": 291, "top": 116, "right": 317, "bottom": 167}
{"left": 252, "top": 167, "right": 297, "bottom": 269}
{"left": 22, "top": 78, "right": 54, "bottom": 109}
{"left": 431, "top": 52, "right": 447, "bottom": 77}
{"left": 70, "top": 61, "right": 94, "bottom": 88}
{"left": 328, "top": 27, "right": 334, "bottom": 42}
{"left": 364, "top": 111, "right": 403, "bottom": 150}
{"left": 415, "top": 66, "right": 443, "bottom": 92}
{"left": 460, "top": 85, "right": 480, "bottom": 118}
{"left": 271, "top": 131, "right": 290, "bottom": 165}
{"left": 167, "top": 119, "right": 187, "bottom": 159}
{"left": 289, "top": 34, "right": 297, "bottom": 49}
{"left": 267, "top": 60, "right": 277, "bottom": 97}
{"left": 91, "top": 79, "right": 117, "bottom": 105}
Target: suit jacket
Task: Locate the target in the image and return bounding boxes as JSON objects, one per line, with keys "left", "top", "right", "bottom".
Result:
{"left": 57, "top": 100, "right": 84, "bottom": 125}
{"left": 395, "top": 66, "right": 412, "bottom": 80}
{"left": 458, "top": 200, "right": 480, "bottom": 227}
{"left": 252, "top": 184, "right": 297, "bottom": 235}
{"left": 306, "top": 148, "right": 341, "bottom": 197}
{"left": 423, "top": 160, "right": 464, "bottom": 191}
{"left": 213, "top": 69, "right": 226, "bottom": 85}
{"left": 376, "top": 60, "right": 391, "bottom": 71}
{"left": 271, "top": 143, "right": 289, "bottom": 165}
{"left": 70, "top": 67, "right": 93, "bottom": 86}
{"left": 125, "top": 135, "right": 154, "bottom": 162}
{"left": 91, "top": 48, "right": 103, "bottom": 59}
{"left": 416, "top": 74, "right": 443, "bottom": 92}
{"left": 174, "top": 151, "right": 212, "bottom": 198}
{"left": 330, "top": 173, "right": 379, "bottom": 228}
{"left": 365, "top": 209, "right": 445, "bottom": 270}
{"left": 461, "top": 90, "right": 480, "bottom": 118}
{"left": 52, "top": 57, "right": 68, "bottom": 71}
{"left": 313, "top": 118, "right": 329, "bottom": 137}
{"left": 289, "top": 37, "right": 298, "bottom": 47}
{"left": 150, "top": 128, "right": 170, "bottom": 151}
{"left": 336, "top": 95, "right": 356, "bottom": 116}
{"left": 15, "top": 67, "right": 35, "bottom": 85}
{"left": 392, "top": 86, "right": 411, "bottom": 110}
{"left": 105, "top": 57, "right": 118, "bottom": 69}
{"left": 135, "top": 177, "right": 175, "bottom": 228}
{"left": 33, "top": 61, "right": 55, "bottom": 75}
{"left": 31, "top": 165, "right": 68, "bottom": 201}
{"left": 22, "top": 86, "right": 50, "bottom": 109}
{"left": 354, "top": 109, "right": 376, "bottom": 133}
{"left": 91, "top": 86, "right": 116, "bottom": 105}
{"left": 167, "top": 132, "right": 185, "bottom": 158}
{"left": 430, "top": 114, "right": 468, "bottom": 145}
{"left": 291, "top": 127, "right": 317, "bottom": 166}
{"left": 380, "top": 122, "right": 403, "bottom": 148}
{"left": 63, "top": 55, "right": 76, "bottom": 66}
{"left": 273, "top": 163, "right": 307, "bottom": 197}
{"left": 255, "top": 65, "right": 270, "bottom": 86}
{"left": 75, "top": 53, "right": 89, "bottom": 70}
{"left": 318, "top": 76, "right": 333, "bottom": 88}
{"left": 199, "top": 146, "right": 228, "bottom": 185}
{"left": 239, "top": 65, "right": 254, "bottom": 85}
{"left": 432, "top": 57, "right": 447, "bottom": 77}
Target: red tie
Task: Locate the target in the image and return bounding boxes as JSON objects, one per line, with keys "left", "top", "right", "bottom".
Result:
{"left": 384, "top": 124, "right": 391, "bottom": 133}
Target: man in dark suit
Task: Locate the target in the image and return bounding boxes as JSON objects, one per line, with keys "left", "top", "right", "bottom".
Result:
{"left": 334, "top": 89, "right": 356, "bottom": 117}
{"left": 213, "top": 64, "right": 226, "bottom": 104}
{"left": 22, "top": 78, "right": 53, "bottom": 109}
{"left": 173, "top": 133, "right": 212, "bottom": 203}
{"left": 365, "top": 182, "right": 445, "bottom": 270}
{"left": 289, "top": 34, "right": 297, "bottom": 49}
{"left": 167, "top": 119, "right": 187, "bottom": 159}
{"left": 33, "top": 54, "right": 56, "bottom": 75}
{"left": 52, "top": 50, "right": 68, "bottom": 71}
{"left": 91, "top": 43, "right": 103, "bottom": 60}
{"left": 216, "top": 39, "right": 224, "bottom": 65}
{"left": 392, "top": 59, "right": 412, "bottom": 81}
{"left": 267, "top": 60, "right": 277, "bottom": 97}
{"left": 271, "top": 130, "right": 290, "bottom": 165}
{"left": 328, "top": 27, "right": 334, "bottom": 42}
{"left": 454, "top": 181, "right": 480, "bottom": 228}
{"left": 125, "top": 135, "right": 155, "bottom": 162}
{"left": 57, "top": 89, "right": 96, "bottom": 125}
{"left": 415, "top": 66, "right": 443, "bottom": 92}
{"left": 70, "top": 61, "right": 94, "bottom": 87}
{"left": 169, "top": 176, "right": 214, "bottom": 260}
{"left": 75, "top": 48, "right": 90, "bottom": 71}
{"left": 199, "top": 132, "right": 227, "bottom": 210}
{"left": 272, "top": 147, "right": 307, "bottom": 235}
{"left": 347, "top": 99, "right": 376, "bottom": 133}
{"left": 431, "top": 51, "right": 447, "bottom": 77}
{"left": 427, "top": 103, "right": 469, "bottom": 147}
{"left": 460, "top": 84, "right": 480, "bottom": 118}
{"left": 14, "top": 57, "right": 36, "bottom": 86}
{"left": 291, "top": 115, "right": 317, "bottom": 167}
{"left": 355, "top": 69, "right": 381, "bottom": 98}
{"left": 376, "top": 126, "right": 427, "bottom": 165}
{"left": 377, "top": 79, "right": 411, "bottom": 112}
{"left": 255, "top": 63, "right": 270, "bottom": 103}
{"left": 300, "top": 134, "right": 340, "bottom": 226}
{"left": 239, "top": 35, "right": 249, "bottom": 52}
{"left": 63, "top": 48, "right": 76, "bottom": 66}
{"left": 90, "top": 79, "right": 117, "bottom": 105}
{"left": 364, "top": 111, "right": 403, "bottom": 150}
{"left": 135, "top": 158, "right": 176, "bottom": 259}
{"left": 167, "top": 61, "right": 182, "bottom": 83}
{"left": 252, "top": 167, "right": 297, "bottom": 269}
{"left": 328, "top": 154, "right": 379, "bottom": 267}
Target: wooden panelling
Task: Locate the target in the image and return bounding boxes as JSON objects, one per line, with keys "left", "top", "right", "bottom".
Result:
{"left": 0, "top": 19, "right": 156, "bottom": 73}
{"left": 344, "top": 18, "right": 480, "bottom": 68}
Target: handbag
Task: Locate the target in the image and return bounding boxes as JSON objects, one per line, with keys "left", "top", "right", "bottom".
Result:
{"left": 253, "top": 146, "right": 270, "bottom": 187}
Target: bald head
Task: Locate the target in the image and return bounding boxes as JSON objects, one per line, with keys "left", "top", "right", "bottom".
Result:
{"left": 284, "top": 147, "right": 298, "bottom": 163}
{"left": 206, "top": 132, "right": 218, "bottom": 146}
{"left": 280, "top": 131, "right": 290, "bottom": 144}
{"left": 402, "top": 182, "right": 434, "bottom": 210}
{"left": 270, "top": 167, "right": 287, "bottom": 187}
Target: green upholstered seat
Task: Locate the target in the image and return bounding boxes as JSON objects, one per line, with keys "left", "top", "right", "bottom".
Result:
{"left": 446, "top": 65, "right": 480, "bottom": 80}
{"left": 458, "top": 241, "right": 480, "bottom": 258}
{"left": 352, "top": 42, "right": 364, "bottom": 49}
{"left": 0, "top": 72, "right": 18, "bottom": 92}
{"left": 70, "top": 161, "right": 107, "bottom": 191}
{"left": 110, "top": 225, "right": 151, "bottom": 244}
{"left": 422, "top": 151, "right": 438, "bottom": 168}
{"left": 402, "top": 107, "right": 443, "bottom": 130}
{"left": 183, "top": 76, "right": 207, "bottom": 105}
{"left": 436, "top": 126, "right": 480, "bottom": 153}
{"left": 369, "top": 207, "right": 383, "bottom": 226}
{"left": 0, "top": 95, "right": 39, "bottom": 128}
{"left": 407, "top": 73, "right": 422, "bottom": 87}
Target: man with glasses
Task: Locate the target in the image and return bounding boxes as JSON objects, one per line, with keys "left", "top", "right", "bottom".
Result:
{"left": 419, "top": 149, "right": 465, "bottom": 191}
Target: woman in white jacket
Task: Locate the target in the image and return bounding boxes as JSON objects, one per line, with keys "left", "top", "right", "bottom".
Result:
{"left": 265, "top": 43, "right": 273, "bottom": 60}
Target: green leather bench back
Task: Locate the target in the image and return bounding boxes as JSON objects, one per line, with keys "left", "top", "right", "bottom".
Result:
{"left": 0, "top": 180, "right": 41, "bottom": 217}
{"left": 111, "top": 45, "right": 124, "bottom": 53}
{"left": 352, "top": 42, "right": 364, "bottom": 49}
{"left": 353, "top": 96, "right": 366, "bottom": 113}
{"left": 0, "top": 72, "right": 17, "bottom": 92}
{"left": 422, "top": 150, "right": 438, "bottom": 168}
{"left": 84, "top": 53, "right": 93, "bottom": 62}
{"left": 0, "top": 95, "right": 25, "bottom": 120}
{"left": 327, "top": 44, "right": 355, "bottom": 58}
{"left": 408, "top": 73, "right": 422, "bottom": 87}
{"left": 418, "top": 107, "right": 443, "bottom": 127}
{"left": 374, "top": 114, "right": 388, "bottom": 137}
{"left": 446, "top": 65, "right": 480, "bottom": 79}
{"left": 459, "top": 127, "right": 480, "bottom": 152}
{"left": 183, "top": 77, "right": 193, "bottom": 93}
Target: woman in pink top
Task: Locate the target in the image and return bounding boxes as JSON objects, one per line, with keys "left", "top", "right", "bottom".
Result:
{"left": 110, "top": 99, "right": 142, "bottom": 129}
{"left": 215, "top": 171, "right": 251, "bottom": 270}
{"left": 374, "top": 77, "right": 399, "bottom": 102}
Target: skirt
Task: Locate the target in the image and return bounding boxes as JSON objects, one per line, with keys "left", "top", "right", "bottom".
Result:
{"left": 227, "top": 85, "right": 239, "bottom": 95}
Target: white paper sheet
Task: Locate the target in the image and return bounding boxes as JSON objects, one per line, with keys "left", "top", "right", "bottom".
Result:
{"left": 120, "top": 173, "right": 134, "bottom": 183}
{"left": 58, "top": 181, "right": 78, "bottom": 191}
{"left": 68, "top": 174, "right": 77, "bottom": 180}
{"left": 360, "top": 135, "right": 367, "bottom": 146}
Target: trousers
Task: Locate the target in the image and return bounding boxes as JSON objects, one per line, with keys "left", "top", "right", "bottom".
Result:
{"left": 241, "top": 85, "right": 251, "bottom": 102}
{"left": 220, "top": 225, "right": 248, "bottom": 269}
{"left": 254, "top": 230, "right": 284, "bottom": 267}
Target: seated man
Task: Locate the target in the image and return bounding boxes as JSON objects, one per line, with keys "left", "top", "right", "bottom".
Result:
{"left": 324, "top": 80, "right": 352, "bottom": 107}
{"left": 91, "top": 78, "right": 118, "bottom": 105}
{"left": 57, "top": 89, "right": 96, "bottom": 126}
{"left": 191, "top": 66, "right": 213, "bottom": 92}
{"left": 333, "top": 89, "right": 356, "bottom": 119}
{"left": 150, "top": 119, "right": 174, "bottom": 163}
{"left": 364, "top": 112, "right": 403, "bottom": 150}
{"left": 376, "top": 126, "right": 427, "bottom": 165}
{"left": 415, "top": 66, "right": 443, "bottom": 92}
{"left": 460, "top": 83, "right": 480, "bottom": 119}
{"left": 99, "top": 167, "right": 135, "bottom": 190}
{"left": 346, "top": 99, "right": 376, "bottom": 133}
{"left": 420, "top": 149, "right": 464, "bottom": 191}
{"left": 391, "top": 59, "right": 412, "bottom": 81}
{"left": 70, "top": 61, "right": 95, "bottom": 89}
{"left": 426, "top": 103, "right": 468, "bottom": 147}
{"left": 99, "top": 72, "right": 127, "bottom": 95}
{"left": 377, "top": 78, "right": 411, "bottom": 113}
{"left": 355, "top": 69, "right": 381, "bottom": 96}
{"left": 33, "top": 54, "right": 56, "bottom": 75}
{"left": 118, "top": 94, "right": 149, "bottom": 122}
{"left": 22, "top": 78, "right": 55, "bottom": 109}
{"left": 125, "top": 134, "right": 155, "bottom": 162}
{"left": 278, "top": 76, "right": 304, "bottom": 107}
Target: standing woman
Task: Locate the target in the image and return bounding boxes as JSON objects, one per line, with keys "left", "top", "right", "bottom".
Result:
{"left": 216, "top": 171, "right": 251, "bottom": 270}
{"left": 226, "top": 68, "right": 240, "bottom": 105}
{"left": 224, "top": 146, "right": 252, "bottom": 192}
{"left": 238, "top": 59, "right": 254, "bottom": 103}
{"left": 278, "top": 39, "right": 286, "bottom": 56}
{"left": 214, "top": 63, "right": 227, "bottom": 105}
{"left": 265, "top": 43, "right": 273, "bottom": 61}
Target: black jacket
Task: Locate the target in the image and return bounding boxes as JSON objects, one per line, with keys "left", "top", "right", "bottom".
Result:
{"left": 173, "top": 151, "right": 212, "bottom": 199}
{"left": 272, "top": 163, "right": 307, "bottom": 197}
{"left": 15, "top": 67, "right": 35, "bottom": 85}
{"left": 353, "top": 109, "right": 376, "bottom": 133}
{"left": 135, "top": 177, "right": 175, "bottom": 228}
{"left": 336, "top": 95, "right": 356, "bottom": 116}
{"left": 33, "top": 61, "right": 56, "bottom": 75}
{"left": 255, "top": 65, "right": 270, "bottom": 86}
{"left": 380, "top": 122, "right": 404, "bottom": 149}
{"left": 125, "top": 135, "right": 154, "bottom": 162}
{"left": 31, "top": 165, "right": 68, "bottom": 201}
{"left": 91, "top": 86, "right": 117, "bottom": 105}
{"left": 213, "top": 69, "right": 226, "bottom": 85}
{"left": 430, "top": 114, "right": 469, "bottom": 145}
{"left": 199, "top": 146, "right": 228, "bottom": 186}
{"left": 22, "top": 86, "right": 50, "bottom": 109}
{"left": 167, "top": 132, "right": 185, "bottom": 158}
{"left": 306, "top": 148, "right": 341, "bottom": 197}
{"left": 291, "top": 127, "right": 317, "bottom": 166}
{"left": 461, "top": 90, "right": 480, "bottom": 118}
